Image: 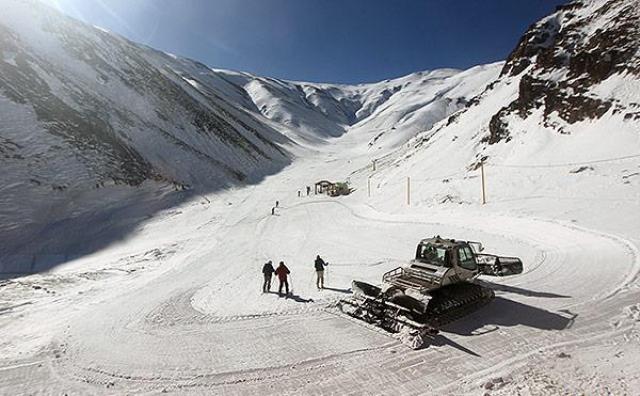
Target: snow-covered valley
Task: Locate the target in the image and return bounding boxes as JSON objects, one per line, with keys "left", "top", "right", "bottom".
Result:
{"left": 1, "top": 134, "right": 639, "bottom": 394}
{"left": 1, "top": 0, "right": 640, "bottom": 394}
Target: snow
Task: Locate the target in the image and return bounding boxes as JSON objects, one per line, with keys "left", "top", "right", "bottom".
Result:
{"left": 2, "top": 0, "right": 640, "bottom": 394}
{"left": 2, "top": 130, "right": 639, "bottom": 393}
{"left": 3, "top": 104, "right": 640, "bottom": 393}
{"left": 0, "top": 50, "right": 18, "bottom": 67}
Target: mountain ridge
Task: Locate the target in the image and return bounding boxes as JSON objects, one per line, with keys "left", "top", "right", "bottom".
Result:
{"left": 0, "top": 0, "right": 497, "bottom": 269}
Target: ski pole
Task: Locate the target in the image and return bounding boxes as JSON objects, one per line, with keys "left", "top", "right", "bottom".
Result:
{"left": 324, "top": 262, "right": 329, "bottom": 285}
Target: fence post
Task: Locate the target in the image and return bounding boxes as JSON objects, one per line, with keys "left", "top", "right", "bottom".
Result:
{"left": 481, "top": 160, "right": 487, "bottom": 205}
{"left": 367, "top": 176, "right": 371, "bottom": 197}
{"left": 407, "top": 177, "right": 411, "bottom": 206}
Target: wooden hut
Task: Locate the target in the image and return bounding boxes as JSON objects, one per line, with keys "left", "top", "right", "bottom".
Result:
{"left": 315, "top": 180, "right": 335, "bottom": 195}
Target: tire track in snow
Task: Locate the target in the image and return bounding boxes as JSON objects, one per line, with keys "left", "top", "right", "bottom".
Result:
{"left": 186, "top": 198, "right": 635, "bottom": 336}
{"left": 12, "top": 191, "right": 638, "bottom": 394}
{"left": 294, "top": 199, "right": 638, "bottom": 304}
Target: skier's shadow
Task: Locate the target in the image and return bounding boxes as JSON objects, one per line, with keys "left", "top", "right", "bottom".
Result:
{"left": 286, "top": 293, "right": 314, "bottom": 303}
{"left": 321, "top": 286, "right": 352, "bottom": 294}
{"left": 266, "top": 291, "right": 314, "bottom": 303}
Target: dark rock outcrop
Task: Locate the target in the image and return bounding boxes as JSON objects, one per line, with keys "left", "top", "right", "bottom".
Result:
{"left": 486, "top": 0, "right": 639, "bottom": 144}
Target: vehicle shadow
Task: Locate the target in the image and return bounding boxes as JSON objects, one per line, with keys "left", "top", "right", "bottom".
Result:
{"left": 478, "top": 280, "right": 571, "bottom": 299}
{"left": 442, "top": 297, "right": 577, "bottom": 336}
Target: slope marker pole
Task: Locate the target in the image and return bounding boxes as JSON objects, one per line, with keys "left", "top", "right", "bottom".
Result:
{"left": 481, "top": 160, "right": 487, "bottom": 205}
{"left": 407, "top": 177, "right": 411, "bottom": 206}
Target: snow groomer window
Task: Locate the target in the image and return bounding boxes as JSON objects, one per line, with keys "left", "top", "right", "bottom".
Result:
{"left": 458, "top": 247, "right": 477, "bottom": 271}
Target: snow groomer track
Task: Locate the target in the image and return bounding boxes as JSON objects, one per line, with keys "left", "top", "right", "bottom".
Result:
{"left": 2, "top": 0, "right": 640, "bottom": 392}
{"left": 2, "top": 194, "right": 639, "bottom": 395}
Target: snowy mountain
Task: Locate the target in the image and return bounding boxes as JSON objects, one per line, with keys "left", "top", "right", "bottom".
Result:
{"left": 204, "top": 65, "right": 500, "bottom": 149}
{"left": 0, "top": 0, "right": 290, "bottom": 269}
{"left": 0, "top": 0, "right": 497, "bottom": 269}
{"left": 371, "top": 0, "right": 640, "bottom": 207}
{"left": 492, "top": 0, "right": 639, "bottom": 142}
{"left": 1, "top": 0, "right": 640, "bottom": 395}
{"left": 0, "top": 1, "right": 291, "bottom": 190}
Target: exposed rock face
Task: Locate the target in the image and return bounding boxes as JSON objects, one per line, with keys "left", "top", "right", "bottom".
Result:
{"left": 487, "top": 108, "right": 513, "bottom": 144}
{"left": 487, "top": 0, "right": 640, "bottom": 144}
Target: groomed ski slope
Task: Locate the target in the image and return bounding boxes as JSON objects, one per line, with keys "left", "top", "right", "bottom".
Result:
{"left": 1, "top": 121, "right": 640, "bottom": 395}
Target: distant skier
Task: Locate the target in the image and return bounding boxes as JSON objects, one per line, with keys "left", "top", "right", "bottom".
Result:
{"left": 271, "top": 207, "right": 275, "bottom": 215}
{"left": 262, "top": 260, "right": 275, "bottom": 293}
{"left": 275, "top": 200, "right": 279, "bottom": 208}
{"left": 306, "top": 186, "right": 311, "bottom": 196}
{"left": 314, "top": 255, "right": 327, "bottom": 289}
{"left": 275, "top": 261, "right": 291, "bottom": 296}
{"left": 298, "top": 190, "right": 301, "bottom": 197}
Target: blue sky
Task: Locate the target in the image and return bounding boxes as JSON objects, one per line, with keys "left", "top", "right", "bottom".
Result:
{"left": 49, "top": 0, "right": 566, "bottom": 84}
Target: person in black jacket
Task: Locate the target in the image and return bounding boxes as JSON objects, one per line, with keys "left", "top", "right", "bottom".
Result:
{"left": 314, "top": 255, "right": 327, "bottom": 289}
{"left": 262, "top": 260, "right": 275, "bottom": 293}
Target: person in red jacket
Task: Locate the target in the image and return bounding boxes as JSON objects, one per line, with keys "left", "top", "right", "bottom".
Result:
{"left": 274, "top": 261, "right": 290, "bottom": 296}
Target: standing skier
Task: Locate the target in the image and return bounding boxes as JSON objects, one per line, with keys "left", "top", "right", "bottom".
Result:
{"left": 275, "top": 261, "right": 291, "bottom": 296}
{"left": 262, "top": 260, "right": 275, "bottom": 293}
{"left": 314, "top": 255, "right": 327, "bottom": 289}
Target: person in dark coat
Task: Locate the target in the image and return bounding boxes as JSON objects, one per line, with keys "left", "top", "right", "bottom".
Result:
{"left": 262, "top": 260, "right": 275, "bottom": 293}
{"left": 314, "top": 255, "right": 327, "bottom": 289}
{"left": 274, "top": 261, "right": 291, "bottom": 296}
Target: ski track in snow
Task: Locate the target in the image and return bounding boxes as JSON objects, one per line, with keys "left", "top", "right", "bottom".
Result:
{"left": 2, "top": 1, "right": 640, "bottom": 392}
{"left": 2, "top": 102, "right": 639, "bottom": 393}
{"left": 1, "top": 168, "right": 638, "bottom": 394}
